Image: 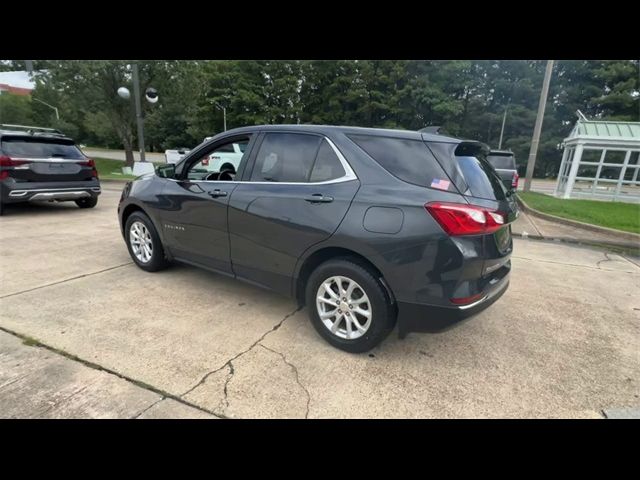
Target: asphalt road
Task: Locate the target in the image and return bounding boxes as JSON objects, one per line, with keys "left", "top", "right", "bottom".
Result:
{"left": 1, "top": 185, "right": 639, "bottom": 418}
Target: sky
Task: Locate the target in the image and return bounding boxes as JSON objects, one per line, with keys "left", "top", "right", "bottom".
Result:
{"left": 0, "top": 71, "right": 35, "bottom": 89}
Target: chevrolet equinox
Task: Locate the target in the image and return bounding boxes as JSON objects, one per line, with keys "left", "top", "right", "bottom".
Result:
{"left": 118, "top": 125, "right": 517, "bottom": 352}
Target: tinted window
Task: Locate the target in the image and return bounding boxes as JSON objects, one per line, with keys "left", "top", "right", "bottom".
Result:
{"left": 217, "top": 143, "right": 235, "bottom": 153}
{"left": 348, "top": 134, "right": 451, "bottom": 190}
{"left": 1, "top": 137, "right": 84, "bottom": 159}
{"left": 487, "top": 154, "right": 516, "bottom": 170}
{"left": 251, "top": 133, "right": 322, "bottom": 182}
{"left": 309, "top": 140, "right": 346, "bottom": 182}
{"left": 456, "top": 155, "right": 507, "bottom": 200}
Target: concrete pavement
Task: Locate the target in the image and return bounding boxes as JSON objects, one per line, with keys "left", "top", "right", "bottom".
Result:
{"left": 1, "top": 185, "right": 639, "bottom": 418}
{"left": 0, "top": 330, "right": 215, "bottom": 419}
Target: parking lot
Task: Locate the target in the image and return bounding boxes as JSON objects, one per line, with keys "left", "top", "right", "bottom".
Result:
{"left": 1, "top": 183, "right": 639, "bottom": 418}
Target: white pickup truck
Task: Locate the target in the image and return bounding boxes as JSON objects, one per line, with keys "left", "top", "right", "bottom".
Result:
{"left": 164, "top": 148, "right": 191, "bottom": 164}
{"left": 201, "top": 136, "right": 245, "bottom": 173}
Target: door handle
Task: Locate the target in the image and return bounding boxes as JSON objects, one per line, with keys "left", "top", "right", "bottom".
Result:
{"left": 304, "top": 193, "right": 334, "bottom": 203}
{"left": 208, "top": 189, "right": 228, "bottom": 198}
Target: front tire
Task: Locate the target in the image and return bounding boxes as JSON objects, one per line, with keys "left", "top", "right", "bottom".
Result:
{"left": 305, "top": 258, "right": 396, "bottom": 353}
{"left": 124, "top": 211, "right": 169, "bottom": 272}
{"left": 75, "top": 196, "right": 98, "bottom": 208}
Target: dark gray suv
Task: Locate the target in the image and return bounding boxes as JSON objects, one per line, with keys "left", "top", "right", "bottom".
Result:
{"left": 0, "top": 124, "right": 101, "bottom": 215}
{"left": 118, "top": 125, "right": 518, "bottom": 352}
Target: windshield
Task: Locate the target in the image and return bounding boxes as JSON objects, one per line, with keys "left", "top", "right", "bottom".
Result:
{"left": 487, "top": 154, "right": 516, "bottom": 170}
{"left": 1, "top": 137, "right": 85, "bottom": 159}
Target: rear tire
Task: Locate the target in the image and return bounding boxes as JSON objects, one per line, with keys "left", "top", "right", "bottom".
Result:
{"left": 75, "top": 196, "right": 98, "bottom": 208}
{"left": 305, "top": 258, "right": 396, "bottom": 353}
{"left": 124, "top": 211, "right": 169, "bottom": 272}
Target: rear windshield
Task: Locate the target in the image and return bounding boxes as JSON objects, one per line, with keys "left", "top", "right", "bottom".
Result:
{"left": 456, "top": 155, "right": 508, "bottom": 200}
{"left": 486, "top": 154, "right": 516, "bottom": 170}
{"left": 1, "top": 137, "right": 85, "bottom": 159}
{"left": 348, "top": 134, "right": 453, "bottom": 191}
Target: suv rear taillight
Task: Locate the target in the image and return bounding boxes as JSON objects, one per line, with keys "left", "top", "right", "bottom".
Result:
{"left": 425, "top": 202, "right": 505, "bottom": 236}
{"left": 512, "top": 172, "right": 519, "bottom": 189}
{"left": 0, "top": 155, "right": 29, "bottom": 167}
{"left": 78, "top": 158, "right": 99, "bottom": 178}
{"left": 0, "top": 155, "right": 29, "bottom": 179}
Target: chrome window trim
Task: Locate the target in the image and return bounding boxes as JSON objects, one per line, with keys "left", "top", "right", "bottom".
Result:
{"left": 172, "top": 135, "right": 358, "bottom": 186}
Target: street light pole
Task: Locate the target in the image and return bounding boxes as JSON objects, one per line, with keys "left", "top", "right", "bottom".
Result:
{"left": 32, "top": 98, "right": 59, "bottom": 121}
{"left": 523, "top": 60, "right": 554, "bottom": 192}
{"left": 498, "top": 101, "right": 509, "bottom": 150}
{"left": 214, "top": 102, "right": 227, "bottom": 131}
{"left": 131, "top": 63, "right": 146, "bottom": 163}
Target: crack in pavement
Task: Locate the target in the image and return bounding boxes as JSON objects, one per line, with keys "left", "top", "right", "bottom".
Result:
{"left": 131, "top": 396, "right": 165, "bottom": 419}
{"left": 212, "top": 362, "right": 235, "bottom": 417}
{"left": 179, "top": 306, "right": 303, "bottom": 399}
{"left": 258, "top": 343, "right": 311, "bottom": 419}
{"left": 596, "top": 252, "right": 613, "bottom": 269}
{"left": 0, "top": 262, "right": 133, "bottom": 300}
{"left": 0, "top": 325, "right": 223, "bottom": 419}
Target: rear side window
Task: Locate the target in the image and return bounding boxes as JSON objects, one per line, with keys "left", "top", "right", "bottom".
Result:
{"left": 348, "top": 134, "right": 452, "bottom": 190}
{"left": 487, "top": 154, "right": 516, "bottom": 170}
{"left": 251, "top": 133, "right": 322, "bottom": 182}
{"left": 309, "top": 140, "right": 345, "bottom": 182}
{"left": 1, "top": 137, "right": 84, "bottom": 159}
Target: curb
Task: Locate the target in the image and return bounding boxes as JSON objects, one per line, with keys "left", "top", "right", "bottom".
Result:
{"left": 516, "top": 195, "right": 640, "bottom": 246}
{"left": 512, "top": 231, "right": 640, "bottom": 254}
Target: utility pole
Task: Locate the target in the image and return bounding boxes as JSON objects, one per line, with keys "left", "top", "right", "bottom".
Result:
{"left": 498, "top": 101, "right": 509, "bottom": 150}
{"left": 25, "top": 60, "right": 33, "bottom": 74}
{"left": 32, "top": 98, "right": 59, "bottom": 120}
{"left": 524, "top": 60, "right": 554, "bottom": 192}
{"left": 131, "top": 63, "right": 146, "bottom": 162}
{"left": 215, "top": 102, "right": 227, "bottom": 131}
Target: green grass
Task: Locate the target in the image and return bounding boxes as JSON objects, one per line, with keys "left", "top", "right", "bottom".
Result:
{"left": 93, "top": 157, "right": 163, "bottom": 181}
{"left": 519, "top": 192, "right": 640, "bottom": 234}
{"left": 93, "top": 157, "right": 137, "bottom": 180}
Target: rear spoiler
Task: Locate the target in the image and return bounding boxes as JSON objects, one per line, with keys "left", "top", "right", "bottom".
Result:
{"left": 455, "top": 141, "right": 490, "bottom": 157}
{"left": 418, "top": 126, "right": 446, "bottom": 135}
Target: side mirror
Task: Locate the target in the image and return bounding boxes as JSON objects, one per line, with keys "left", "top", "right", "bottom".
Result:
{"left": 156, "top": 164, "right": 176, "bottom": 179}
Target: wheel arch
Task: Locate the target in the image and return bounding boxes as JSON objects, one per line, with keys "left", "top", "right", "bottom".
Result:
{"left": 293, "top": 246, "right": 395, "bottom": 307}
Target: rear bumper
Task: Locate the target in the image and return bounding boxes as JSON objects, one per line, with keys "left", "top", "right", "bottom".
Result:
{"left": 1, "top": 181, "right": 101, "bottom": 203}
{"left": 397, "top": 271, "right": 510, "bottom": 338}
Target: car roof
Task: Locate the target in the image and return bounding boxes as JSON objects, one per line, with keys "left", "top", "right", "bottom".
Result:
{"left": 0, "top": 129, "right": 74, "bottom": 142}
{"left": 216, "top": 124, "right": 463, "bottom": 143}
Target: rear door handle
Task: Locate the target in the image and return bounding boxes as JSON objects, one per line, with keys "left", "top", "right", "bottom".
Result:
{"left": 208, "top": 189, "right": 228, "bottom": 198}
{"left": 304, "top": 193, "right": 334, "bottom": 203}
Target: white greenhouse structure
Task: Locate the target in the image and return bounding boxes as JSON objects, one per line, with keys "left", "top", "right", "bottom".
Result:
{"left": 554, "top": 113, "right": 640, "bottom": 203}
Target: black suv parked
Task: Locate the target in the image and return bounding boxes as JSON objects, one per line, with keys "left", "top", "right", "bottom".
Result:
{"left": 0, "top": 124, "right": 101, "bottom": 215}
{"left": 118, "top": 125, "right": 518, "bottom": 352}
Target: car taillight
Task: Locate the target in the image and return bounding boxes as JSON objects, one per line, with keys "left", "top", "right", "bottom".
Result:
{"left": 425, "top": 202, "right": 505, "bottom": 236}
{"left": 0, "top": 155, "right": 29, "bottom": 167}
{"left": 512, "top": 172, "right": 519, "bottom": 189}
{"left": 78, "top": 158, "right": 99, "bottom": 178}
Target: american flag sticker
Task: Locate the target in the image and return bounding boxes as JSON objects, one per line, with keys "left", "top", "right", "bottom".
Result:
{"left": 430, "top": 178, "right": 451, "bottom": 190}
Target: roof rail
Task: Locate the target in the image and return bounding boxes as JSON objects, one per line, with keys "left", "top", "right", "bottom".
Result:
{"left": 418, "top": 126, "right": 446, "bottom": 135}
{"left": 0, "top": 124, "right": 63, "bottom": 134}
